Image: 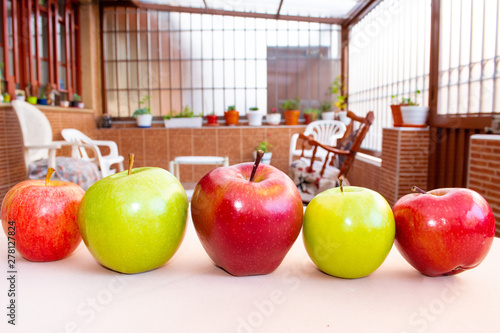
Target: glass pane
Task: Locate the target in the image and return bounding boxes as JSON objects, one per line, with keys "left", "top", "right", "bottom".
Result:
{"left": 59, "top": 66, "right": 67, "bottom": 90}
{"left": 41, "top": 60, "right": 49, "bottom": 85}
{"left": 58, "top": 0, "right": 66, "bottom": 18}
{"left": 58, "top": 23, "right": 66, "bottom": 64}
{"left": 40, "top": 16, "right": 49, "bottom": 58}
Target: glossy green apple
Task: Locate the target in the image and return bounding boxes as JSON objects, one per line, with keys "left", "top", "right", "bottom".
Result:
{"left": 78, "top": 167, "right": 188, "bottom": 274}
{"left": 303, "top": 186, "right": 395, "bottom": 279}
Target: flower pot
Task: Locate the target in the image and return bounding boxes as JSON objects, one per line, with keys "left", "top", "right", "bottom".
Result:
{"left": 390, "top": 104, "right": 408, "bottom": 127}
{"left": 136, "top": 114, "right": 153, "bottom": 128}
{"left": 27, "top": 96, "right": 37, "bottom": 104}
{"left": 78, "top": 102, "right": 85, "bottom": 108}
{"left": 266, "top": 113, "right": 281, "bottom": 125}
{"left": 206, "top": 114, "right": 218, "bottom": 126}
{"left": 247, "top": 111, "right": 264, "bottom": 126}
{"left": 164, "top": 117, "right": 203, "bottom": 128}
{"left": 253, "top": 151, "right": 272, "bottom": 165}
{"left": 338, "top": 111, "right": 351, "bottom": 125}
{"left": 321, "top": 111, "right": 335, "bottom": 120}
{"left": 60, "top": 100, "right": 70, "bottom": 108}
{"left": 3, "top": 94, "right": 10, "bottom": 102}
{"left": 38, "top": 98, "right": 48, "bottom": 105}
{"left": 400, "top": 106, "right": 429, "bottom": 126}
{"left": 284, "top": 110, "right": 300, "bottom": 125}
{"left": 224, "top": 110, "right": 239, "bottom": 126}
{"left": 304, "top": 113, "right": 319, "bottom": 124}
{"left": 70, "top": 101, "right": 80, "bottom": 107}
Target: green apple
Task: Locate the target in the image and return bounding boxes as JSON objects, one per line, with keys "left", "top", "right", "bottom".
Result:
{"left": 303, "top": 186, "right": 395, "bottom": 279}
{"left": 78, "top": 167, "right": 188, "bottom": 274}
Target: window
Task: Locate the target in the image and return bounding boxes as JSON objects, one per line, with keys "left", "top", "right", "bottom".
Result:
{"left": 438, "top": 0, "right": 500, "bottom": 115}
{"left": 102, "top": 7, "right": 340, "bottom": 117}
{"left": 0, "top": 0, "right": 80, "bottom": 99}
{"left": 349, "top": 0, "right": 432, "bottom": 152}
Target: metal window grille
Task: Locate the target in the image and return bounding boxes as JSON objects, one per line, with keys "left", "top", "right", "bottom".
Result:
{"left": 102, "top": 7, "right": 340, "bottom": 117}
{"left": 349, "top": 0, "right": 431, "bottom": 152}
{"left": 438, "top": 0, "right": 500, "bottom": 115}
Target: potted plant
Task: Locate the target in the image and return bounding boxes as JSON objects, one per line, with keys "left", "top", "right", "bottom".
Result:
{"left": 163, "top": 105, "right": 203, "bottom": 128}
{"left": 224, "top": 105, "right": 239, "bottom": 126}
{"left": 71, "top": 93, "right": 83, "bottom": 107}
{"left": 320, "top": 100, "right": 335, "bottom": 120}
{"left": 395, "top": 91, "right": 429, "bottom": 126}
{"left": 331, "top": 75, "right": 348, "bottom": 122}
{"left": 253, "top": 141, "right": 273, "bottom": 164}
{"left": 281, "top": 97, "right": 301, "bottom": 125}
{"left": 17, "top": 93, "right": 27, "bottom": 102}
{"left": 266, "top": 107, "right": 281, "bottom": 125}
{"left": 400, "top": 90, "right": 428, "bottom": 126}
{"left": 37, "top": 86, "right": 48, "bottom": 105}
{"left": 303, "top": 108, "right": 321, "bottom": 124}
{"left": 132, "top": 95, "right": 153, "bottom": 128}
{"left": 247, "top": 106, "right": 263, "bottom": 126}
{"left": 2, "top": 92, "right": 10, "bottom": 103}
{"left": 206, "top": 111, "right": 218, "bottom": 126}
{"left": 60, "top": 95, "right": 70, "bottom": 108}
{"left": 390, "top": 94, "right": 407, "bottom": 127}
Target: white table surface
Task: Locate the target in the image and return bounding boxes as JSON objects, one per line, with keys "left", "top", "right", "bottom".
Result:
{"left": 1, "top": 212, "right": 500, "bottom": 333}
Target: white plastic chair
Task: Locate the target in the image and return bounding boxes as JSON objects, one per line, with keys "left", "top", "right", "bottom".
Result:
{"left": 61, "top": 129, "right": 124, "bottom": 178}
{"left": 289, "top": 120, "right": 346, "bottom": 165}
{"left": 11, "top": 100, "right": 73, "bottom": 172}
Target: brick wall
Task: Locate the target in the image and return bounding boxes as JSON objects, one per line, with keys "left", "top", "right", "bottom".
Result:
{"left": 380, "top": 128, "right": 430, "bottom": 206}
{"left": 0, "top": 104, "right": 98, "bottom": 203}
{"left": 348, "top": 155, "right": 381, "bottom": 193}
{"left": 0, "top": 106, "right": 26, "bottom": 204}
{"left": 468, "top": 134, "right": 500, "bottom": 236}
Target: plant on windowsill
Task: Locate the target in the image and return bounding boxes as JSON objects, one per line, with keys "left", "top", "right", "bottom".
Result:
{"left": 37, "top": 86, "right": 48, "bottom": 105}
{"left": 391, "top": 91, "right": 428, "bottom": 127}
{"left": 320, "top": 100, "right": 335, "bottom": 120}
{"left": 253, "top": 141, "right": 273, "bottom": 164}
{"left": 224, "top": 105, "right": 239, "bottom": 126}
{"left": 281, "top": 97, "right": 301, "bottom": 125}
{"left": 303, "top": 108, "right": 321, "bottom": 124}
{"left": 247, "top": 106, "right": 263, "bottom": 126}
{"left": 266, "top": 107, "right": 281, "bottom": 125}
{"left": 70, "top": 93, "right": 84, "bottom": 108}
{"left": 205, "top": 111, "right": 218, "bottom": 126}
{"left": 163, "top": 105, "right": 202, "bottom": 128}
{"left": 25, "top": 84, "right": 35, "bottom": 103}
{"left": 331, "top": 75, "right": 348, "bottom": 123}
{"left": 133, "top": 95, "right": 153, "bottom": 128}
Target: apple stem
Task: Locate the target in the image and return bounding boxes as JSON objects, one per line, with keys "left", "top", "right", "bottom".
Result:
{"left": 45, "top": 167, "right": 55, "bottom": 186}
{"left": 249, "top": 150, "right": 264, "bottom": 182}
{"left": 128, "top": 153, "right": 134, "bottom": 176}
{"left": 339, "top": 175, "right": 344, "bottom": 194}
{"left": 411, "top": 186, "right": 427, "bottom": 194}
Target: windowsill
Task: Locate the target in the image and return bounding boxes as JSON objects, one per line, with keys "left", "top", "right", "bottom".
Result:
{"left": 107, "top": 120, "right": 307, "bottom": 129}
{"left": 0, "top": 102, "right": 94, "bottom": 114}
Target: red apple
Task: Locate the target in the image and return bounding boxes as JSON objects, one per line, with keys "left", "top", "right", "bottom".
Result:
{"left": 1, "top": 168, "right": 84, "bottom": 262}
{"left": 393, "top": 187, "right": 495, "bottom": 277}
{"left": 191, "top": 151, "right": 303, "bottom": 276}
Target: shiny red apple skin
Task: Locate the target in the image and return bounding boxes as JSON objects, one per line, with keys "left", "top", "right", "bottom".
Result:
{"left": 1, "top": 179, "right": 84, "bottom": 262}
{"left": 393, "top": 188, "right": 495, "bottom": 277}
{"left": 191, "top": 162, "right": 303, "bottom": 276}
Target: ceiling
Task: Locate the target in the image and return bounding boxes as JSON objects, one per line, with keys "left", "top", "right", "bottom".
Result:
{"left": 127, "top": 0, "right": 377, "bottom": 25}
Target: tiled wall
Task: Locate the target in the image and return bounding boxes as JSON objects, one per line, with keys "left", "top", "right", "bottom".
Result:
{"left": 0, "top": 107, "right": 26, "bottom": 203}
{"left": 468, "top": 135, "right": 500, "bottom": 236}
{"left": 380, "top": 128, "right": 430, "bottom": 206}
{"left": 0, "top": 105, "right": 97, "bottom": 203}
{"left": 98, "top": 126, "right": 306, "bottom": 183}
{"left": 348, "top": 156, "right": 382, "bottom": 193}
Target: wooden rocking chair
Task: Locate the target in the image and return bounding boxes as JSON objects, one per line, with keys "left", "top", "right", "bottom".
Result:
{"left": 290, "top": 111, "right": 375, "bottom": 202}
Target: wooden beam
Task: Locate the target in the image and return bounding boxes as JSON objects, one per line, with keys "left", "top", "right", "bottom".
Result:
{"left": 343, "top": 0, "right": 384, "bottom": 28}
{"left": 428, "top": 0, "right": 440, "bottom": 126}
{"left": 101, "top": 0, "right": 345, "bottom": 25}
